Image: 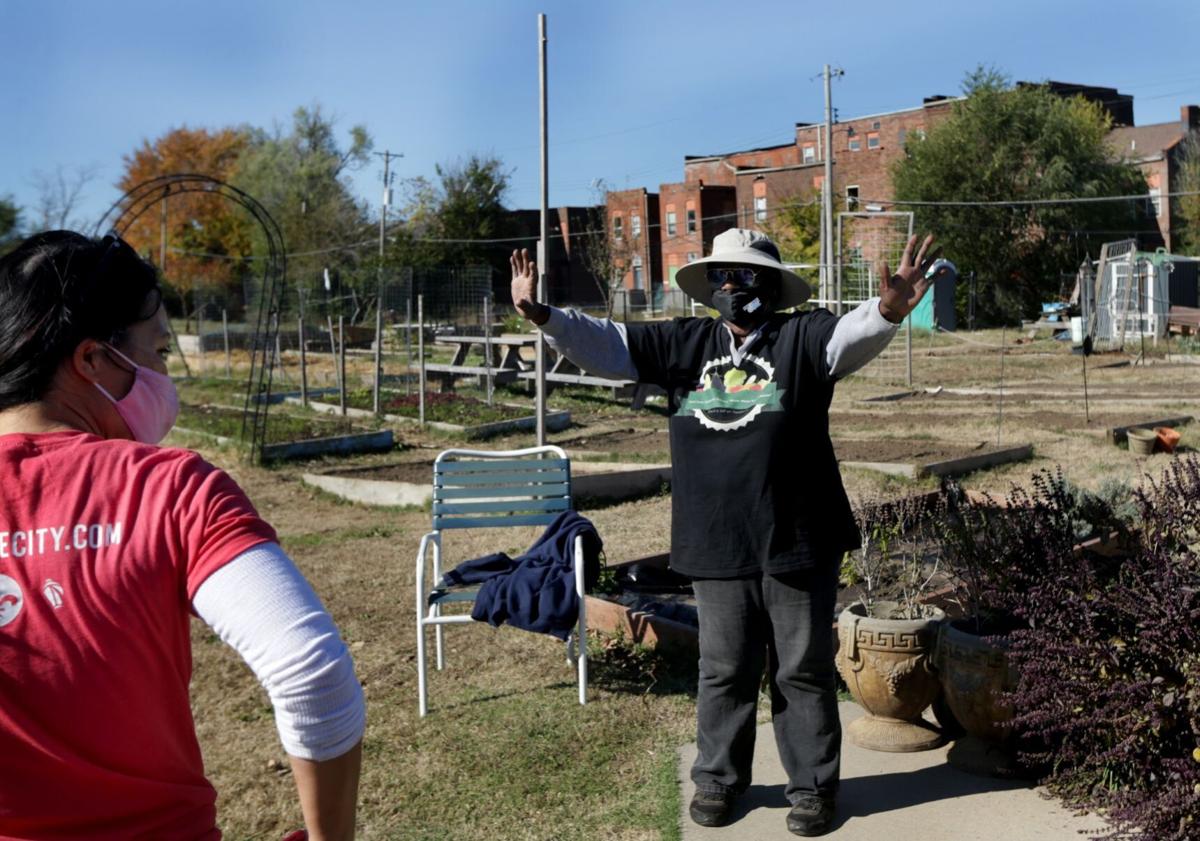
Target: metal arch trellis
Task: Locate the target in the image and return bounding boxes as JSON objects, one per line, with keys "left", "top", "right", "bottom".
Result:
{"left": 93, "top": 174, "right": 287, "bottom": 464}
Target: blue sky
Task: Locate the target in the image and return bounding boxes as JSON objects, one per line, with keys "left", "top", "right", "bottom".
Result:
{"left": 4, "top": 0, "right": 1200, "bottom": 231}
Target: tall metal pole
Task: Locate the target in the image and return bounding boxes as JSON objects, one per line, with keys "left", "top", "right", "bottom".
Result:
{"left": 823, "top": 65, "right": 837, "bottom": 314}
{"left": 536, "top": 12, "right": 549, "bottom": 446}
{"left": 374, "top": 150, "right": 400, "bottom": 414}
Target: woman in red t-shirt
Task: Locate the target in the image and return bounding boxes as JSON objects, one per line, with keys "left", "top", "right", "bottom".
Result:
{"left": 0, "top": 231, "right": 364, "bottom": 841}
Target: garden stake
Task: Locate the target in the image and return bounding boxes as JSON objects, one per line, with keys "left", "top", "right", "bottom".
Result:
{"left": 418, "top": 294, "right": 426, "bottom": 426}
{"left": 1081, "top": 345, "right": 1090, "bottom": 424}
{"left": 298, "top": 316, "right": 308, "bottom": 407}
{"left": 996, "top": 324, "right": 1005, "bottom": 447}
{"left": 222, "top": 309, "right": 232, "bottom": 379}
{"left": 338, "top": 316, "right": 347, "bottom": 417}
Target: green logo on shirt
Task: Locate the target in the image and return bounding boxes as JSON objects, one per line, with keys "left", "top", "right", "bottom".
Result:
{"left": 679, "top": 355, "right": 784, "bottom": 431}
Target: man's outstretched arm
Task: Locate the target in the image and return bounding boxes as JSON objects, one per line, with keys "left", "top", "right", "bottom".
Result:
{"left": 510, "top": 248, "right": 639, "bottom": 380}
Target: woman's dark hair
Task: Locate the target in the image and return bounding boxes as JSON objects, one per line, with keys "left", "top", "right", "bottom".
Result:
{"left": 0, "top": 230, "right": 162, "bottom": 410}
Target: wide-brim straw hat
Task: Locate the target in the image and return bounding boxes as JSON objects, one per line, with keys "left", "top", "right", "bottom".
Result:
{"left": 675, "top": 228, "right": 811, "bottom": 309}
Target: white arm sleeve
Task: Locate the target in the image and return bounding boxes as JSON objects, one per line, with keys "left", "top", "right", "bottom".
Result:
{"left": 538, "top": 306, "right": 640, "bottom": 381}
{"left": 825, "top": 297, "right": 900, "bottom": 379}
{"left": 192, "top": 542, "right": 365, "bottom": 762}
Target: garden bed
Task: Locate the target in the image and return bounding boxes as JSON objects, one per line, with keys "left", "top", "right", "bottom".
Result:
{"left": 300, "top": 458, "right": 670, "bottom": 508}
{"left": 175, "top": 404, "right": 393, "bottom": 461}
{"left": 291, "top": 394, "right": 571, "bottom": 439}
{"left": 835, "top": 439, "right": 1033, "bottom": 479}
{"left": 177, "top": 403, "right": 361, "bottom": 444}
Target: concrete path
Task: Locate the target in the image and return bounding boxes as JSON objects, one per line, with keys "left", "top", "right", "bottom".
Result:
{"left": 679, "top": 703, "right": 1107, "bottom": 840}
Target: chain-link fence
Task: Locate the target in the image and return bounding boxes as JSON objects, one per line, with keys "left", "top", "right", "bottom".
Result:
{"left": 835, "top": 211, "right": 915, "bottom": 386}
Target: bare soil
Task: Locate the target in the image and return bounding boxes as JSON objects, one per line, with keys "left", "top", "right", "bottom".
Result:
{"left": 833, "top": 439, "right": 990, "bottom": 464}
{"left": 553, "top": 427, "right": 671, "bottom": 457}
{"left": 331, "top": 461, "right": 434, "bottom": 484}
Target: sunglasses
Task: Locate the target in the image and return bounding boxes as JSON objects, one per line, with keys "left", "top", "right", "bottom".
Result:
{"left": 706, "top": 267, "right": 760, "bottom": 289}
{"left": 82, "top": 232, "right": 164, "bottom": 330}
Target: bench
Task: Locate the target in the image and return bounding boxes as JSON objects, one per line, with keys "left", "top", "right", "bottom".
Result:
{"left": 423, "top": 363, "right": 519, "bottom": 391}
{"left": 515, "top": 371, "right": 663, "bottom": 409}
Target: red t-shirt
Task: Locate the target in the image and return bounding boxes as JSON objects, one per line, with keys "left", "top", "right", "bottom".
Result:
{"left": 0, "top": 431, "right": 278, "bottom": 841}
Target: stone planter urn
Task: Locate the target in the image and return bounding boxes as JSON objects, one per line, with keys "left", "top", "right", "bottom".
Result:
{"left": 935, "top": 620, "right": 1026, "bottom": 778}
{"left": 835, "top": 602, "right": 945, "bottom": 752}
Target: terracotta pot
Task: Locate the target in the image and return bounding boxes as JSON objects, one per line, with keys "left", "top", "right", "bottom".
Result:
{"left": 835, "top": 602, "right": 945, "bottom": 752}
{"left": 935, "top": 620, "right": 1027, "bottom": 778}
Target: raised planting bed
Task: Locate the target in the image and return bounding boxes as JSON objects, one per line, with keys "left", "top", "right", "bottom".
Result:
{"left": 1105, "top": 415, "right": 1193, "bottom": 444}
{"left": 288, "top": 392, "right": 571, "bottom": 440}
{"left": 835, "top": 439, "right": 1033, "bottom": 480}
{"left": 175, "top": 404, "right": 393, "bottom": 461}
{"left": 300, "top": 458, "right": 670, "bottom": 508}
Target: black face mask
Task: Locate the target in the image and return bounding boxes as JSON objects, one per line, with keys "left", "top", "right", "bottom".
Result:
{"left": 712, "top": 288, "right": 772, "bottom": 330}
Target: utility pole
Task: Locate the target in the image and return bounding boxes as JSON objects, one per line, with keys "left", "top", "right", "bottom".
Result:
{"left": 375, "top": 149, "right": 403, "bottom": 260}
{"left": 373, "top": 149, "right": 402, "bottom": 414}
{"left": 821, "top": 65, "right": 842, "bottom": 313}
{"left": 536, "top": 12, "right": 549, "bottom": 446}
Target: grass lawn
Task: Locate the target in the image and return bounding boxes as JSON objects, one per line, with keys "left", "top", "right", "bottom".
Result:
{"left": 168, "top": 333, "right": 1200, "bottom": 839}
{"left": 185, "top": 447, "right": 695, "bottom": 841}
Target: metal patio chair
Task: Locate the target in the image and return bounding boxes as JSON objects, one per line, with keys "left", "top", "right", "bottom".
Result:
{"left": 415, "top": 446, "right": 588, "bottom": 717}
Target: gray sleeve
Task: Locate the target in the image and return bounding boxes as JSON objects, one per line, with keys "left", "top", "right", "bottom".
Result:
{"left": 826, "top": 297, "right": 900, "bottom": 378}
{"left": 537, "top": 307, "right": 640, "bottom": 381}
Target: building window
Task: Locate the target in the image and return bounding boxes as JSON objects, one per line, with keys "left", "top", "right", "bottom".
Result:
{"left": 613, "top": 215, "right": 623, "bottom": 240}
{"left": 848, "top": 136, "right": 861, "bottom": 152}
{"left": 754, "top": 196, "right": 767, "bottom": 222}
{"left": 632, "top": 255, "right": 644, "bottom": 290}
{"left": 686, "top": 208, "right": 697, "bottom": 233}
{"left": 867, "top": 131, "right": 880, "bottom": 149}
{"left": 631, "top": 214, "right": 641, "bottom": 238}
{"left": 667, "top": 210, "right": 677, "bottom": 237}
{"left": 1148, "top": 188, "right": 1162, "bottom": 217}
{"left": 846, "top": 185, "right": 859, "bottom": 211}
{"left": 802, "top": 144, "right": 816, "bottom": 164}
{"left": 898, "top": 128, "right": 907, "bottom": 146}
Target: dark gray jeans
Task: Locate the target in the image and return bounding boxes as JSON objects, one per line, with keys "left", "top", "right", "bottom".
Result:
{"left": 690, "top": 565, "right": 841, "bottom": 805}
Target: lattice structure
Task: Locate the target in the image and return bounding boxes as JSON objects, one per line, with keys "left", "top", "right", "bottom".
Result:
{"left": 836, "top": 212, "right": 915, "bottom": 385}
{"left": 1092, "top": 242, "right": 1172, "bottom": 352}
{"left": 94, "top": 174, "right": 287, "bottom": 463}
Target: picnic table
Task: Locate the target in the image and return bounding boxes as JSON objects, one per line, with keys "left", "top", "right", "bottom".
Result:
{"left": 424, "top": 333, "right": 664, "bottom": 408}
{"left": 423, "top": 334, "right": 535, "bottom": 390}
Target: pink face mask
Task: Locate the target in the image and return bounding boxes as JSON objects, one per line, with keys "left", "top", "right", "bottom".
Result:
{"left": 93, "top": 345, "right": 180, "bottom": 444}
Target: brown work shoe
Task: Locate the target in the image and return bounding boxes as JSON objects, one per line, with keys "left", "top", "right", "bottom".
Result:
{"left": 689, "top": 789, "right": 735, "bottom": 827}
{"left": 786, "top": 793, "right": 835, "bottom": 836}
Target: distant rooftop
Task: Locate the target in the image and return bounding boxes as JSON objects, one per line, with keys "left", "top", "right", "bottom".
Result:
{"left": 1107, "top": 122, "right": 1188, "bottom": 159}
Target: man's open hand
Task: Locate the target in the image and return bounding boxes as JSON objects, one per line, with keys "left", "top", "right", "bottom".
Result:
{"left": 877, "top": 233, "right": 946, "bottom": 324}
{"left": 510, "top": 248, "right": 548, "bottom": 325}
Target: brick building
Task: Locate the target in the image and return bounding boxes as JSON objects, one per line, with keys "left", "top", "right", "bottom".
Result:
{"left": 657, "top": 181, "right": 736, "bottom": 293}
{"left": 1106, "top": 105, "right": 1200, "bottom": 252}
{"left": 604, "top": 187, "right": 662, "bottom": 306}
{"left": 510, "top": 206, "right": 607, "bottom": 306}
{"left": 590, "top": 82, "right": 1196, "bottom": 310}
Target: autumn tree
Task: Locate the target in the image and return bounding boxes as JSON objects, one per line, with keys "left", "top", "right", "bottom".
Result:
{"left": 892, "top": 67, "right": 1150, "bottom": 324}
{"left": 118, "top": 127, "right": 254, "bottom": 315}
